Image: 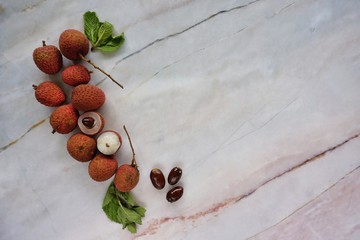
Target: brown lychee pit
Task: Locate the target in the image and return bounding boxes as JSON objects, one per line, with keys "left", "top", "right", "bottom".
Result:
{"left": 82, "top": 117, "right": 95, "bottom": 129}
{"left": 78, "top": 111, "right": 104, "bottom": 136}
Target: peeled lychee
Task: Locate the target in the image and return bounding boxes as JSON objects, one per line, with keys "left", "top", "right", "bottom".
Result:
{"left": 71, "top": 84, "right": 105, "bottom": 111}
{"left": 114, "top": 164, "right": 140, "bottom": 192}
{"left": 33, "top": 41, "right": 63, "bottom": 74}
{"left": 59, "top": 29, "right": 89, "bottom": 61}
{"left": 97, "top": 130, "right": 122, "bottom": 155}
{"left": 62, "top": 64, "right": 91, "bottom": 86}
{"left": 33, "top": 81, "right": 65, "bottom": 107}
{"left": 88, "top": 154, "right": 118, "bottom": 182}
{"left": 50, "top": 104, "right": 79, "bottom": 134}
{"left": 67, "top": 133, "right": 97, "bottom": 162}
{"left": 78, "top": 111, "right": 105, "bottom": 136}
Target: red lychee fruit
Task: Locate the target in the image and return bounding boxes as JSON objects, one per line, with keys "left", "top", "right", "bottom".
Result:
{"left": 114, "top": 164, "right": 140, "bottom": 192}
{"left": 62, "top": 64, "right": 91, "bottom": 86}
{"left": 33, "top": 81, "right": 65, "bottom": 107}
{"left": 50, "top": 104, "right": 79, "bottom": 134}
{"left": 67, "top": 133, "right": 97, "bottom": 162}
{"left": 33, "top": 41, "right": 63, "bottom": 74}
{"left": 71, "top": 84, "right": 105, "bottom": 111}
{"left": 88, "top": 154, "right": 118, "bottom": 182}
{"left": 59, "top": 29, "right": 89, "bottom": 61}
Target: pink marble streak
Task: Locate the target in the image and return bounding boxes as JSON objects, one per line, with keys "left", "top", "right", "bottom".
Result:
{"left": 249, "top": 166, "right": 360, "bottom": 240}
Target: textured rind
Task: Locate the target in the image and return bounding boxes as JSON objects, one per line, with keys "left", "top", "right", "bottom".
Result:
{"left": 33, "top": 45, "right": 63, "bottom": 74}
{"left": 114, "top": 164, "right": 140, "bottom": 192}
{"left": 59, "top": 29, "right": 89, "bottom": 60}
{"left": 71, "top": 84, "right": 105, "bottom": 111}
{"left": 67, "top": 133, "right": 97, "bottom": 162}
{"left": 62, "top": 64, "right": 91, "bottom": 86}
{"left": 50, "top": 104, "right": 79, "bottom": 134}
{"left": 88, "top": 154, "right": 118, "bottom": 182}
{"left": 34, "top": 81, "right": 65, "bottom": 107}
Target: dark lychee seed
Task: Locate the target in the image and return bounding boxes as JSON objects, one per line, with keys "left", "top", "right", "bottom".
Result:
{"left": 82, "top": 117, "right": 95, "bottom": 129}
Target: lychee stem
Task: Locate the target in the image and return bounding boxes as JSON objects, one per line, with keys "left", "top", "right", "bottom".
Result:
{"left": 32, "top": 84, "right": 38, "bottom": 90}
{"left": 123, "top": 125, "right": 137, "bottom": 169}
{"left": 42, "top": 40, "right": 46, "bottom": 47}
{"left": 79, "top": 53, "right": 124, "bottom": 89}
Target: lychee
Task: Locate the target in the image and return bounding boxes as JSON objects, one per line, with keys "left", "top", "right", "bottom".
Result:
{"left": 59, "top": 29, "right": 89, "bottom": 61}
{"left": 78, "top": 111, "right": 105, "bottom": 136}
{"left": 33, "top": 81, "right": 65, "bottom": 107}
{"left": 88, "top": 154, "right": 118, "bottom": 182}
{"left": 50, "top": 104, "right": 79, "bottom": 134}
{"left": 114, "top": 164, "right": 140, "bottom": 192}
{"left": 67, "top": 133, "right": 97, "bottom": 162}
{"left": 71, "top": 84, "right": 105, "bottom": 111}
{"left": 97, "top": 130, "right": 122, "bottom": 155}
{"left": 62, "top": 64, "right": 91, "bottom": 86}
{"left": 33, "top": 41, "right": 63, "bottom": 74}
{"left": 113, "top": 125, "right": 140, "bottom": 192}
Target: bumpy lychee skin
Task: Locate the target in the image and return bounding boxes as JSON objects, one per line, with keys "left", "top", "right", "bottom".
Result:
{"left": 33, "top": 81, "right": 65, "bottom": 107}
{"left": 59, "top": 29, "right": 89, "bottom": 61}
{"left": 67, "top": 133, "right": 96, "bottom": 162}
{"left": 62, "top": 64, "right": 91, "bottom": 86}
{"left": 71, "top": 84, "right": 105, "bottom": 111}
{"left": 33, "top": 41, "right": 63, "bottom": 74}
{"left": 88, "top": 154, "right": 118, "bottom": 182}
{"left": 114, "top": 164, "right": 140, "bottom": 192}
{"left": 50, "top": 104, "right": 79, "bottom": 134}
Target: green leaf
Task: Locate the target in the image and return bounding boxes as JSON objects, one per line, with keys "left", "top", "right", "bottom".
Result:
{"left": 122, "top": 191, "right": 137, "bottom": 207}
{"left": 101, "top": 182, "right": 146, "bottom": 234}
{"left": 127, "top": 223, "right": 137, "bottom": 233}
{"left": 118, "top": 204, "right": 142, "bottom": 225}
{"left": 83, "top": 11, "right": 125, "bottom": 53}
{"left": 134, "top": 206, "right": 146, "bottom": 217}
{"left": 102, "top": 183, "right": 116, "bottom": 208}
{"left": 96, "top": 33, "right": 125, "bottom": 52}
{"left": 83, "top": 11, "right": 100, "bottom": 44}
{"left": 94, "top": 21, "right": 113, "bottom": 47}
{"left": 102, "top": 201, "right": 121, "bottom": 224}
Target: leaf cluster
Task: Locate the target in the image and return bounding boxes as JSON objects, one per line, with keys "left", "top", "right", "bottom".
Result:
{"left": 83, "top": 11, "right": 125, "bottom": 52}
{"left": 102, "top": 183, "right": 146, "bottom": 233}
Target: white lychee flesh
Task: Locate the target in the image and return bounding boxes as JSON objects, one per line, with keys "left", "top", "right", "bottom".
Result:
{"left": 97, "top": 131, "right": 122, "bottom": 155}
{"left": 78, "top": 111, "right": 104, "bottom": 136}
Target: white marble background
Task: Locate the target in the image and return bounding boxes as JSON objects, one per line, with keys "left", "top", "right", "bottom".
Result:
{"left": 1, "top": 0, "right": 360, "bottom": 239}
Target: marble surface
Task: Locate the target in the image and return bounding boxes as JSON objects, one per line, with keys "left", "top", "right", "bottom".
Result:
{"left": 1, "top": 0, "right": 360, "bottom": 239}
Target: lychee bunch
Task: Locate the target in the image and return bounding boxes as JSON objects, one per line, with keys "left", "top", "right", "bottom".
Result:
{"left": 30, "top": 15, "right": 147, "bottom": 234}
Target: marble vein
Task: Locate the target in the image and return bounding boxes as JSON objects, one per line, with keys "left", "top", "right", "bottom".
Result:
{"left": 112, "top": 0, "right": 261, "bottom": 67}
{"left": 246, "top": 164, "right": 360, "bottom": 239}
{"left": 271, "top": 1, "right": 297, "bottom": 17}
{"left": 128, "top": 24, "right": 249, "bottom": 94}
{"left": 0, "top": 119, "right": 46, "bottom": 153}
{"left": 224, "top": 97, "right": 299, "bottom": 149}
{"left": 134, "top": 132, "right": 360, "bottom": 239}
